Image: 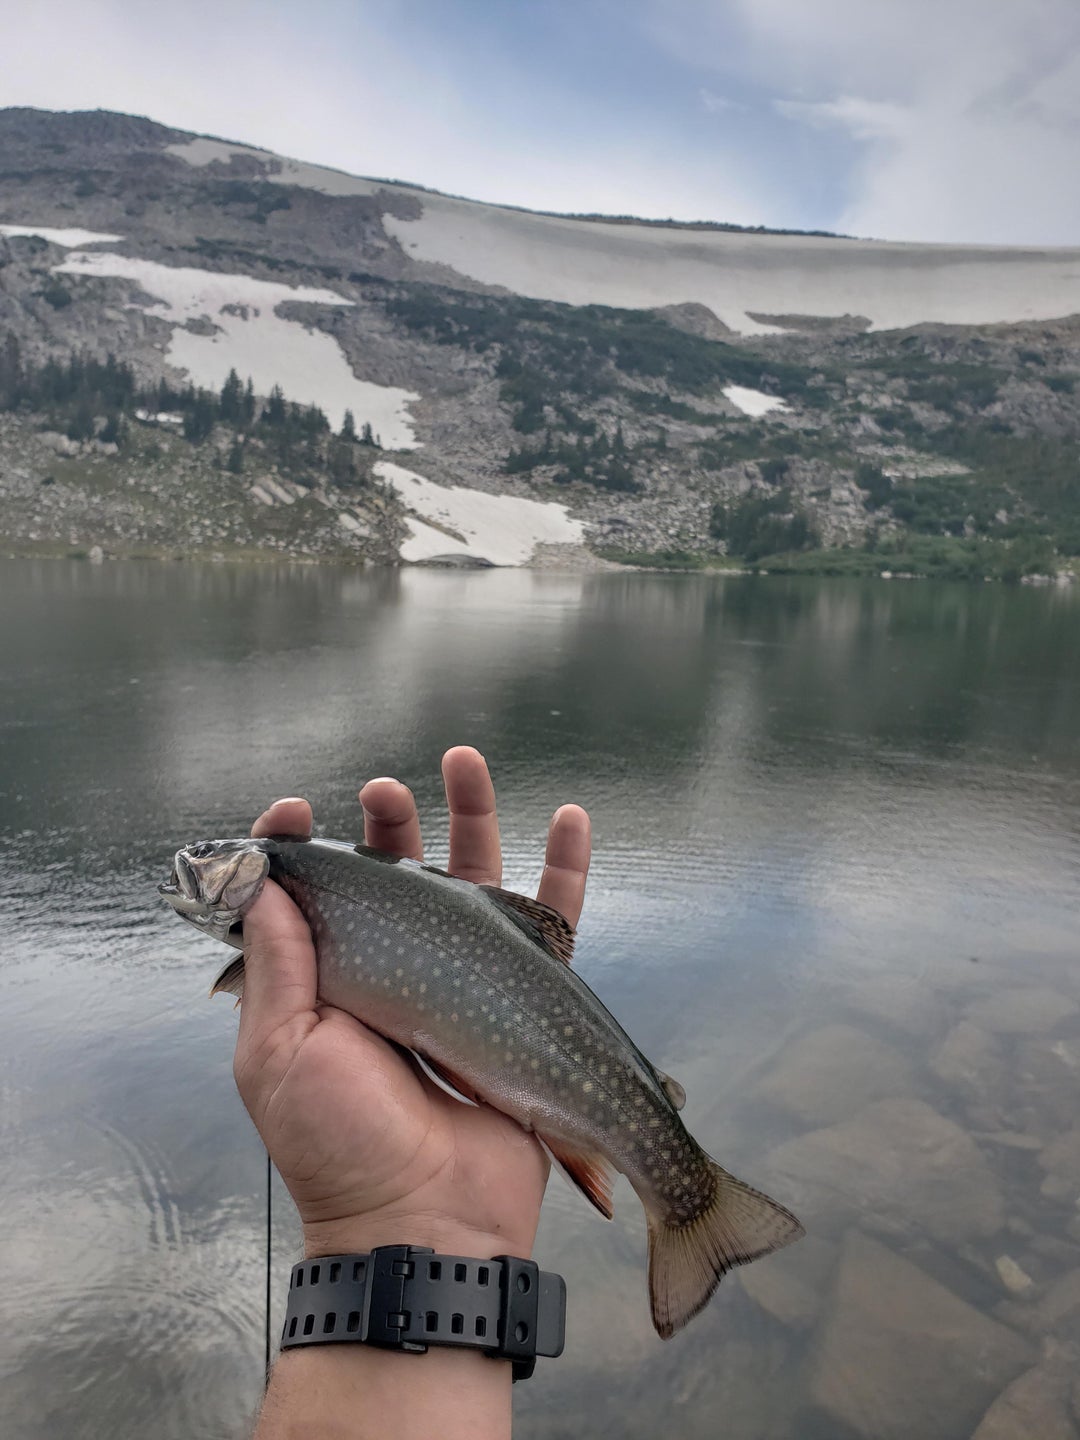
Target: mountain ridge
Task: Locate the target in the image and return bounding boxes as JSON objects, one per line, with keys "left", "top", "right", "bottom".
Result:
{"left": 1, "top": 107, "right": 1079, "bottom": 578}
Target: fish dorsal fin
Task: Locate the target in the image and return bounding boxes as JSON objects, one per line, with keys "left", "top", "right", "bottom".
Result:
{"left": 539, "top": 1134, "right": 615, "bottom": 1219}
{"left": 410, "top": 1050, "right": 481, "bottom": 1107}
{"left": 210, "top": 953, "right": 246, "bottom": 1000}
{"left": 480, "top": 886, "right": 576, "bottom": 965}
{"left": 654, "top": 1068, "right": 686, "bottom": 1111}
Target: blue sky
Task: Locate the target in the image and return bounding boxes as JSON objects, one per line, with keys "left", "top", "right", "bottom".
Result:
{"left": 4, "top": 0, "right": 1080, "bottom": 244}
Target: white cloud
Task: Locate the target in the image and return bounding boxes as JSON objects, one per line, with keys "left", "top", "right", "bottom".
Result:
{"left": 642, "top": 0, "right": 1080, "bottom": 242}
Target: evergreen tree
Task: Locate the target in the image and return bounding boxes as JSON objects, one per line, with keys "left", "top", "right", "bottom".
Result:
{"left": 226, "top": 437, "right": 245, "bottom": 474}
{"left": 360, "top": 420, "right": 375, "bottom": 446}
{"left": 340, "top": 409, "right": 357, "bottom": 442}
{"left": 219, "top": 368, "right": 243, "bottom": 423}
{"left": 263, "top": 385, "right": 286, "bottom": 426}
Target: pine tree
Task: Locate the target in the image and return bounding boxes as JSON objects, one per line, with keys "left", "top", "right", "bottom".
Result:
{"left": 220, "top": 369, "right": 243, "bottom": 423}
{"left": 226, "top": 437, "right": 244, "bottom": 474}
{"left": 340, "top": 409, "right": 357, "bottom": 442}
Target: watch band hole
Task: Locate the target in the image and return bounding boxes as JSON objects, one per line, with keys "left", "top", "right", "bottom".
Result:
{"left": 451, "top": 1313, "right": 464, "bottom": 1335}
{"left": 475, "top": 1316, "right": 487, "bottom": 1338}
{"left": 323, "top": 1312, "right": 336, "bottom": 1334}
{"left": 454, "top": 1263, "right": 467, "bottom": 1282}
{"left": 294, "top": 1268, "right": 304, "bottom": 1288}
{"left": 302, "top": 1315, "right": 315, "bottom": 1336}
{"left": 515, "top": 1322, "right": 529, "bottom": 1343}
{"left": 287, "top": 1317, "right": 298, "bottom": 1338}
{"left": 346, "top": 1312, "right": 360, "bottom": 1333}
{"left": 329, "top": 1262, "right": 341, "bottom": 1283}
{"left": 309, "top": 1265, "right": 320, "bottom": 1285}
{"left": 428, "top": 1261, "right": 441, "bottom": 1281}
{"left": 425, "top": 1311, "right": 439, "bottom": 1332}
{"left": 477, "top": 1266, "right": 489, "bottom": 1286}
{"left": 516, "top": 1272, "right": 531, "bottom": 1294}
{"left": 352, "top": 1261, "right": 365, "bottom": 1282}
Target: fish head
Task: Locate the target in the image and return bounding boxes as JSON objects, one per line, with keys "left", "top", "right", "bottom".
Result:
{"left": 159, "top": 838, "right": 272, "bottom": 946}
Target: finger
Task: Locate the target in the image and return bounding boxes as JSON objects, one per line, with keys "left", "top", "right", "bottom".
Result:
{"left": 536, "top": 804, "right": 591, "bottom": 929}
{"left": 443, "top": 746, "right": 501, "bottom": 886}
{"left": 251, "top": 797, "right": 312, "bottom": 840}
{"left": 236, "top": 880, "right": 318, "bottom": 1057}
{"left": 359, "top": 777, "right": 423, "bottom": 860}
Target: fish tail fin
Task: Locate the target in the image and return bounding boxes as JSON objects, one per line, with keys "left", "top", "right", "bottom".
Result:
{"left": 646, "top": 1160, "right": 803, "bottom": 1339}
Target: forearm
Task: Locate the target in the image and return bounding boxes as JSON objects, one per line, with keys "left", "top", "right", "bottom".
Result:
{"left": 255, "top": 1342, "right": 512, "bottom": 1440}
{"left": 253, "top": 1217, "right": 528, "bottom": 1440}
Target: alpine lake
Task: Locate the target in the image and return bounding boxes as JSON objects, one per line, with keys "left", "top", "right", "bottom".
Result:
{"left": 2, "top": 556, "right": 1080, "bottom": 1440}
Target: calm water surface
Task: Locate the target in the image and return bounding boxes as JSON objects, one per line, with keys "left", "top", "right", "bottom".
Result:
{"left": 2, "top": 560, "right": 1079, "bottom": 1439}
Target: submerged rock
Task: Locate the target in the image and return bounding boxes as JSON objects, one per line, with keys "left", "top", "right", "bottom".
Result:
{"left": 995, "top": 1255, "right": 1035, "bottom": 1296}
{"left": 970, "top": 1351, "right": 1078, "bottom": 1440}
{"left": 763, "top": 1097, "right": 1005, "bottom": 1244}
{"left": 843, "top": 974, "right": 947, "bottom": 1039}
{"left": 753, "top": 1024, "right": 915, "bottom": 1128}
{"left": 738, "top": 1234, "right": 836, "bottom": 1330}
{"left": 930, "top": 1021, "right": 1001, "bottom": 1099}
{"left": 809, "top": 1232, "right": 1034, "bottom": 1440}
{"left": 1040, "top": 1129, "right": 1080, "bottom": 1194}
{"left": 966, "top": 987, "right": 1079, "bottom": 1036}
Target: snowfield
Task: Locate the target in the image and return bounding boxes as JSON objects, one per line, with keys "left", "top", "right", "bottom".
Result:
{"left": 53, "top": 250, "right": 419, "bottom": 446}
{"left": 166, "top": 135, "right": 1080, "bottom": 336}
{"left": 723, "top": 385, "right": 788, "bottom": 417}
{"left": 1, "top": 225, "right": 123, "bottom": 247}
{"left": 377, "top": 461, "right": 585, "bottom": 565}
{"left": 166, "top": 138, "right": 383, "bottom": 199}
{"left": 379, "top": 192, "right": 1080, "bottom": 336}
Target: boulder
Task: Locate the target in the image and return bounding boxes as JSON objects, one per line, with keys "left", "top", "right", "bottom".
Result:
{"left": 809, "top": 1232, "right": 1034, "bottom": 1440}
{"left": 763, "top": 1097, "right": 1005, "bottom": 1245}
{"left": 738, "top": 1234, "right": 836, "bottom": 1330}
{"left": 970, "top": 1353, "right": 1078, "bottom": 1440}
{"left": 753, "top": 1024, "right": 915, "bottom": 1128}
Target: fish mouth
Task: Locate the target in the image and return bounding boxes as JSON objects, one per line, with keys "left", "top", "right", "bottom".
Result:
{"left": 158, "top": 840, "right": 270, "bottom": 943}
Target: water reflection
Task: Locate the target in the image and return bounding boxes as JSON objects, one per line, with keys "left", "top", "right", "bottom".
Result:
{"left": 2, "top": 560, "right": 1079, "bottom": 1439}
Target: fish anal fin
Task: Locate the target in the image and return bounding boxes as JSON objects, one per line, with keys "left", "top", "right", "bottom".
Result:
{"left": 411, "top": 1050, "right": 482, "bottom": 1107}
{"left": 654, "top": 1068, "right": 686, "bottom": 1111}
{"left": 647, "top": 1162, "right": 804, "bottom": 1339}
{"left": 540, "top": 1135, "right": 615, "bottom": 1219}
{"left": 480, "top": 886, "right": 576, "bottom": 965}
{"left": 210, "top": 954, "right": 246, "bottom": 1000}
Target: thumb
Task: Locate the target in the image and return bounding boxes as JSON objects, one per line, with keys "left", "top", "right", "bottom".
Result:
{"left": 235, "top": 879, "right": 318, "bottom": 1062}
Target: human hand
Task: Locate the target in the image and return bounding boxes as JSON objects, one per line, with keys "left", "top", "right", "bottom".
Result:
{"left": 231, "top": 746, "right": 592, "bottom": 1264}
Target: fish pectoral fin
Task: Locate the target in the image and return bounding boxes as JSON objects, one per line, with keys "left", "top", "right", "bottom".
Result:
{"left": 654, "top": 1068, "right": 687, "bottom": 1111}
{"left": 480, "top": 886, "right": 576, "bottom": 965}
{"left": 210, "top": 954, "right": 246, "bottom": 1000}
{"left": 539, "top": 1135, "right": 616, "bottom": 1219}
{"left": 411, "top": 1051, "right": 482, "bottom": 1107}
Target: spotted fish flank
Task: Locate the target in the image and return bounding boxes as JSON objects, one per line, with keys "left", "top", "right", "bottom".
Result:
{"left": 160, "top": 835, "right": 803, "bottom": 1337}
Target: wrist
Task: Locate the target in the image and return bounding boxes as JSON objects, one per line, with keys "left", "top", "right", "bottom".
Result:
{"left": 301, "top": 1212, "right": 533, "bottom": 1262}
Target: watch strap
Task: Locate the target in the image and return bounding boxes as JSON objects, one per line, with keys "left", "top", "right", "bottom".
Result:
{"left": 280, "top": 1246, "right": 565, "bottom": 1381}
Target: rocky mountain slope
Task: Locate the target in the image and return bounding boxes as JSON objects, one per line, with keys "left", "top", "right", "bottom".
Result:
{"left": 2, "top": 106, "right": 1079, "bottom": 576}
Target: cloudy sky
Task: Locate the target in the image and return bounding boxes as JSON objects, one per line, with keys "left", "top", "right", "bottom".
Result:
{"left": 4, "top": 0, "right": 1080, "bottom": 245}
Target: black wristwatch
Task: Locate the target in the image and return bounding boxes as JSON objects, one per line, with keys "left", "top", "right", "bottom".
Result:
{"left": 280, "top": 1246, "right": 566, "bottom": 1381}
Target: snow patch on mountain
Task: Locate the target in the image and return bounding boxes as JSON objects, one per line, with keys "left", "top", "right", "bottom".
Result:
{"left": 381, "top": 192, "right": 1080, "bottom": 336}
{"left": 53, "top": 250, "right": 419, "bottom": 444}
{"left": 166, "top": 138, "right": 381, "bottom": 199}
{"left": 723, "top": 385, "right": 788, "bottom": 417}
{"left": 1, "top": 225, "right": 123, "bottom": 247}
{"left": 377, "top": 460, "right": 585, "bottom": 565}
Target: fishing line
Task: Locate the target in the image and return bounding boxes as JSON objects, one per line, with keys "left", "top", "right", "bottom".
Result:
{"left": 264, "top": 1146, "right": 272, "bottom": 1382}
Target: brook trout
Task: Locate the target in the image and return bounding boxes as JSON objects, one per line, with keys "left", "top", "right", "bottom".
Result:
{"left": 160, "top": 835, "right": 802, "bottom": 1337}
